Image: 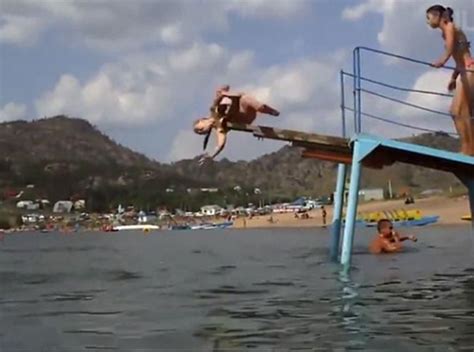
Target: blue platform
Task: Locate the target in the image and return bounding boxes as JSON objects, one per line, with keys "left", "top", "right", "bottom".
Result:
{"left": 339, "top": 134, "right": 474, "bottom": 269}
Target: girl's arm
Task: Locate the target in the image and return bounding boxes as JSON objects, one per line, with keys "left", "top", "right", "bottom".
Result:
{"left": 209, "top": 128, "right": 227, "bottom": 160}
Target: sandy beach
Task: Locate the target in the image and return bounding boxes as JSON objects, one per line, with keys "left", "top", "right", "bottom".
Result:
{"left": 233, "top": 196, "right": 471, "bottom": 228}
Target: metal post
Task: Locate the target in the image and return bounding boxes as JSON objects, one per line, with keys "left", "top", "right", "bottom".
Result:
{"left": 330, "top": 163, "right": 347, "bottom": 261}
{"left": 340, "top": 71, "right": 347, "bottom": 137}
{"left": 465, "top": 178, "right": 474, "bottom": 228}
{"left": 456, "top": 175, "right": 474, "bottom": 228}
{"left": 341, "top": 141, "right": 363, "bottom": 268}
{"left": 352, "top": 49, "right": 358, "bottom": 133}
{"left": 330, "top": 71, "right": 348, "bottom": 261}
{"left": 356, "top": 48, "right": 362, "bottom": 133}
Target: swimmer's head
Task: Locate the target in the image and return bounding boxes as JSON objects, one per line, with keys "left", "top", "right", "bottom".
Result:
{"left": 426, "top": 5, "right": 454, "bottom": 28}
{"left": 377, "top": 219, "right": 393, "bottom": 236}
{"left": 193, "top": 117, "right": 213, "bottom": 135}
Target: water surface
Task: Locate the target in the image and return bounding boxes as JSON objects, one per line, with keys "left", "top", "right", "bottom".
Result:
{"left": 1, "top": 226, "right": 473, "bottom": 351}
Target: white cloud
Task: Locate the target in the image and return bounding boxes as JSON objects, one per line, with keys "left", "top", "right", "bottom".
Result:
{"left": 0, "top": 0, "right": 310, "bottom": 50}
{"left": 342, "top": 0, "right": 394, "bottom": 21}
{"left": 0, "top": 102, "right": 27, "bottom": 121}
{"left": 0, "top": 14, "right": 44, "bottom": 45}
{"left": 342, "top": 0, "right": 472, "bottom": 59}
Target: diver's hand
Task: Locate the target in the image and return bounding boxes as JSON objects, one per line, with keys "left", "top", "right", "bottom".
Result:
{"left": 448, "top": 79, "right": 456, "bottom": 92}
{"left": 198, "top": 153, "right": 212, "bottom": 166}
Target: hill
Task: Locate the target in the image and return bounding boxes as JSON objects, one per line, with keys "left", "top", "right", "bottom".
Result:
{"left": 0, "top": 116, "right": 205, "bottom": 210}
{"left": 0, "top": 116, "right": 464, "bottom": 211}
{"left": 172, "top": 132, "right": 462, "bottom": 198}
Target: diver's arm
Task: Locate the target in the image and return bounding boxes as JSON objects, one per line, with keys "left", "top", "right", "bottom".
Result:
{"left": 209, "top": 128, "right": 227, "bottom": 160}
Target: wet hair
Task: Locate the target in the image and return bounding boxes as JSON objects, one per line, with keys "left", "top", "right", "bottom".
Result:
{"left": 426, "top": 5, "right": 454, "bottom": 22}
{"left": 192, "top": 118, "right": 212, "bottom": 150}
{"left": 377, "top": 219, "right": 392, "bottom": 232}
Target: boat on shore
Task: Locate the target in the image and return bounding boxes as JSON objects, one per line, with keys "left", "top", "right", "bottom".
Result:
{"left": 170, "top": 221, "right": 233, "bottom": 230}
{"left": 356, "top": 209, "right": 439, "bottom": 227}
{"left": 361, "top": 215, "right": 439, "bottom": 227}
{"left": 113, "top": 224, "right": 160, "bottom": 231}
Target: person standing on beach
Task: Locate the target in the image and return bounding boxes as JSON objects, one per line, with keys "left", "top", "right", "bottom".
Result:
{"left": 321, "top": 206, "right": 327, "bottom": 227}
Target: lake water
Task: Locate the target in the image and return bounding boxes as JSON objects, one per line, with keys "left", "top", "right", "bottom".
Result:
{"left": 1, "top": 226, "right": 473, "bottom": 351}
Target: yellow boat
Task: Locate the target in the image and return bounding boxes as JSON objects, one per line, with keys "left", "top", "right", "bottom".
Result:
{"left": 358, "top": 208, "right": 423, "bottom": 223}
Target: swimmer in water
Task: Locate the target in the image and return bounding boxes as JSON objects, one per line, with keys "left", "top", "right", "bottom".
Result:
{"left": 369, "top": 219, "right": 417, "bottom": 254}
{"left": 193, "top": 85, "right": 280, "bottom": 164}
{"left": 426, "top": 5, "right": 474, "bottom": 156}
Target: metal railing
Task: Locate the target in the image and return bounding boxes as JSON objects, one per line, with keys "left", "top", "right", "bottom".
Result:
{"left": 340, "top": 46, "right": 472, "bottom": 138}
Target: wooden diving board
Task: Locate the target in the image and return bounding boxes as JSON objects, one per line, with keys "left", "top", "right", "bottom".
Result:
{"left": 226, "top": 123, "right": 474, "bottom": 176}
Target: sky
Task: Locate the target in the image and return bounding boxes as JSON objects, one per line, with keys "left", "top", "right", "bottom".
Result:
{"left": 0, "top": 0, "right": 473, "bottom": 162}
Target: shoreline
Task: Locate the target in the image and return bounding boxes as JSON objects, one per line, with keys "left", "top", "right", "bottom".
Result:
{"left": 232, "top": 195, "right": 472, "bottom": 229}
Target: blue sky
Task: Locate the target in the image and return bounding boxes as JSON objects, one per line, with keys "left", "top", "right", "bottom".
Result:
{"left": 0, "top": 0, "right": 472, "bottom": 161}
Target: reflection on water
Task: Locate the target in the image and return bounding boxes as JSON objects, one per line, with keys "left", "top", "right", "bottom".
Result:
{"left": 0, "top": 227, "right": 473, "bottom": 351}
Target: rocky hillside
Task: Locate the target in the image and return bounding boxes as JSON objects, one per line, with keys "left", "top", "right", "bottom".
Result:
{"left": 172, "top": 132, "right": 462, "bottom": 198}
{"left": 0, "top": 116, "right": 204, "bottom": 209}
{"left": 0, "top": 116, "right": 464, "bottom": 210}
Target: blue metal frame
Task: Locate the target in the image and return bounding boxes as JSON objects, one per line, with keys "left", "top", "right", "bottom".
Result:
{"left": 336, "top": 46, "right": 474, "bottom": 270}
{"left": 330, "top": 71, "right": 348, "bottom": 261}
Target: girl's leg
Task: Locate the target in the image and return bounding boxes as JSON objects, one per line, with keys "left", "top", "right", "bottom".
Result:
{"left": 451, "top": 74, "right": 473, "bottom": 155}
{"left": 258, "top": 104, "right": 280, "bottom": 116}
{"left": 468, "top": 70, "right": 474, "bottom": 155}
{"left": 241, "top": 94, "right": 280, "bottom": 116}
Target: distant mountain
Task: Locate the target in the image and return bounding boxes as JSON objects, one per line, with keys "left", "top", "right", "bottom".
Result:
{"left": 172, "top": 132, "right": 463, "bottom": 198}
{"left": 0, "top": 116, "right": 463, "bottom": 211}
{"left": 0, "top": 116, "right": 205, "bottom": 210}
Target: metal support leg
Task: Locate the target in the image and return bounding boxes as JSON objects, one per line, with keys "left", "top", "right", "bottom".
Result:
{"left": 330, "top": 163, "right": 347, "bottom": 261}
{"left": 456, "top": 175, "right": 474, "bottom": 228}
{"left": 341, "top": 142, "right": 363, "bottom": 268}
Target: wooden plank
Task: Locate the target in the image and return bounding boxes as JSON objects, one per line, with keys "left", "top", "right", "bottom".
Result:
{"left": 226, "top": 122, "right": 349, "bottom": 148}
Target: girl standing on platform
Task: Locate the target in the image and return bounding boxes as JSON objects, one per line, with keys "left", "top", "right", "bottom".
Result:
{"left": 427, "top": 5, "right": 474, "bottom": 156}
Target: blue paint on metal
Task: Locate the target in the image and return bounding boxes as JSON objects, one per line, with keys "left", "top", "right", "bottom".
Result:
{"left": 352, "top": 49, "right": 358, "bottom": 133}
{"left": 330, "top": 163, "right": 347, "bottom": 261}
{"left": 356, "top": 48, "right": 362, "bottom": 132}
{"left": 456, "top": 175, "right": 474, "bottom": 227}
{"left": 340, "top": 70, "right": 347, "bottom": 137}
{"left": 354, "top": 133, "right": 474, "bottom": 166}
{"left": 340, "top": 141, "right": 363, "bottom": 268}
{"left": 352, "top": 137, "right": 380, "bottom": 162}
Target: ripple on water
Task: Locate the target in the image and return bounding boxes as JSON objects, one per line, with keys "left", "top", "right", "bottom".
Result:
{"left": 21, "top": 310, "right": 122, "bottom": 318}
{"left": 194, "top": 285, "right": 270, "bottom": 296}
{"left": 104, "top": 269, "right": 143, "bottom": 281}
{"left": 63, "top": 329, "right": 115, "bottom": 336}
{"left": 41, "top": 292, "right": 95, "bottom": 302}
{"left": 210, "top": 265, "right": 237, "bottom": 275}
{"left": 0, "top": 271, "right": 64, "bottom": 285}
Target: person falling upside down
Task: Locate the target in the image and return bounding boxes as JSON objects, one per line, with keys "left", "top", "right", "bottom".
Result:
{"left": 193, "top": 85, "right": 280, "bottom": 164}
{"left": 426, "top": 5, "right": 474, "bottom": 156}
{"left": 369, "top": 219, "right": 418, "bottom": 254}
